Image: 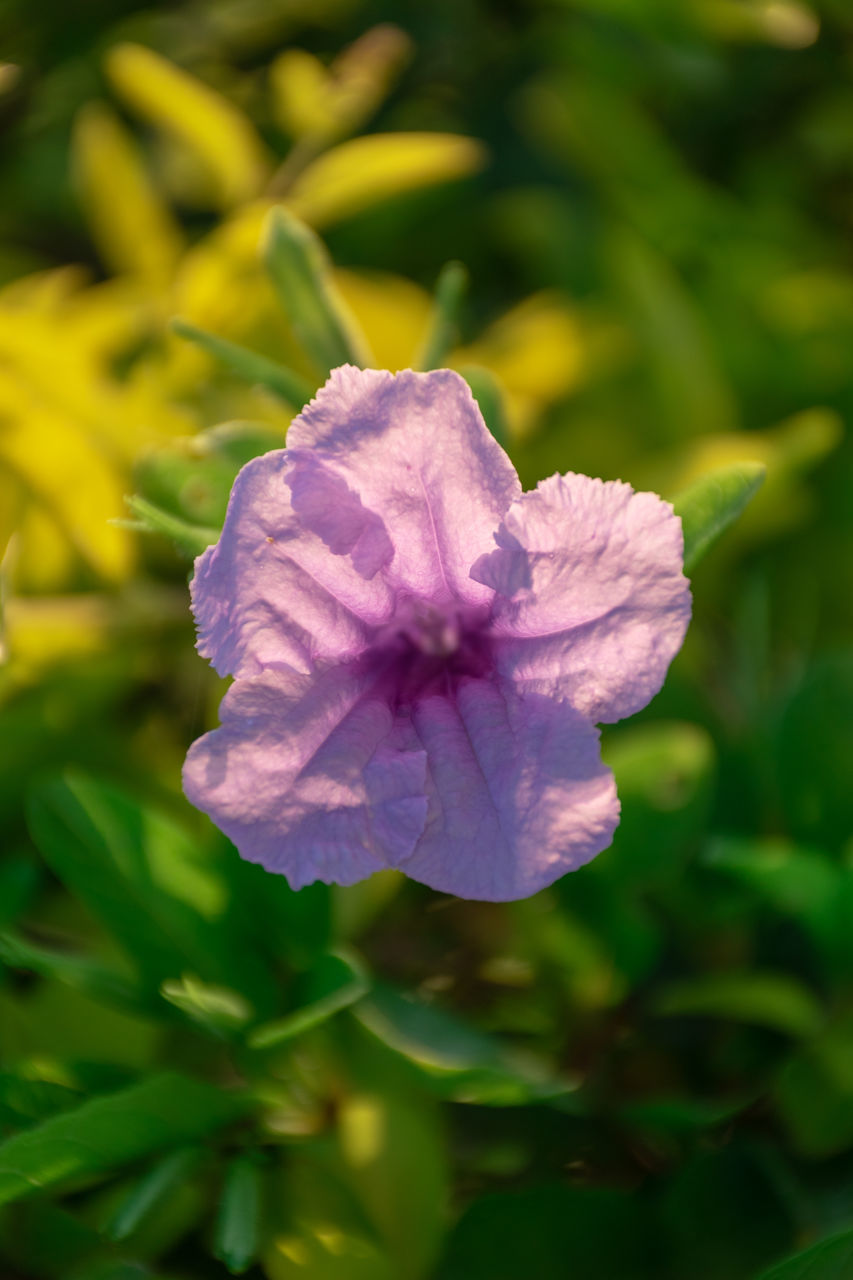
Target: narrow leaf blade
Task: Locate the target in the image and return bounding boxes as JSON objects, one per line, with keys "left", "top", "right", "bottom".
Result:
{"left": 213, "top": 1155, "right": 263, "bottom": 1275}
{"left": 672, "top": 461, "right": 766, "bottom": 571}
{"left": 170, "top": 318, "right": 313, "bottom": 408}
{"left": 0, "top": 1073, "right": 248, "bottom": 1207}
{"left": 416, "top": 260, "right": 468, "bottom": 370}
{"left": 263, "top": 206, "right": 371, "bottom": 373}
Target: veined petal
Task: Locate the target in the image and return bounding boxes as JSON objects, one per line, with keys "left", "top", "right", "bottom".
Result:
{"left": 395, "top": 677, "right": 618, "bottom": 901}
{"left": 286, "top": 366, "right": 521, "bottom": 605}
{"left": 191, "top": 450, "right": 394, "bottom": 678}
{"left": 182, "top": 666, "right": 428, "bottom": 889}
{"left": 472, "top": 473, "right": 691, "bottom": 723}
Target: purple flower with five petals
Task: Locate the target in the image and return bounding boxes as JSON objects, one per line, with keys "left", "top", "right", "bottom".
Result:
{"left": 183, "top": 367, "right": 691, "bottom": 901}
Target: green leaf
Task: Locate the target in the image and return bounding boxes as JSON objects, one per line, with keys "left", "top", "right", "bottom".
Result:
{"left": 170, "top": 319, "right": 313, "bottom": 408}
{"left": 352, "top": 985, "right": 579, "bottom": 1106}
{"left": 759, "top": 1229, "right": 853, "bottom": 1279}
{"left": 26, "top": 773, "right": 275, "bottom": 1007}
{"left": 160, "top": 975, "right": 254, "bottom": 1036}
{"left": 264, "top": 207, "right": 371, "bottom": 373}
{"left": 0, "top": 930, "right": 143, "bottom": 1012}
{"left": 456, "top": 364, "right": 509, "bottom": 446}
{"left": 104, "top": 1146, "right": 200, "bottom": 1242}
{"left": 248, "top": 950, "right": 369, "bottom": 1050}
{"left": 671, "top": 461, "right": 766, "bottom": 571}
{"left": 0, "top": 1072, "right": 248, "bottom": 1207}
{"left": 416, "top": 261, "right": 468, "bottom": 370}
{"left": 213, "top": 1155, "right": 263, "bottom": 1275}
{"left": 121, "top": 495, "right": 219, "bottom": 559}
{"left": 652, "top": 972, "right": 823, "bottom": 1038}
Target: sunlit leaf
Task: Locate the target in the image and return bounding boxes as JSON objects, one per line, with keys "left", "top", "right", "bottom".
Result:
{"left": 264, "top": 207, "right": 372, "bottom": 372}
{"left": 287, "top": 133, "right": 487, "bottom": 228}
{"left": 160, "top": 975, "right": 254, "bottom": 1036}
{"left": 672, "top": 461, "right": 766, "bottom": 570}
{"left": 271, "top": 27, "right": 411, "bottom": 144}
{"left": 353, "top": 985, "right": 580, "bottom": 1106}
{"left": 0, "top": 1072, "right": 248, "bottom": 1207}
{"left": 106, "top": 43, "right": 269, "bottom": 208}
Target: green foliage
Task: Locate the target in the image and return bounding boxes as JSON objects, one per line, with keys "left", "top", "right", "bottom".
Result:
{"left": 2, "top": 0, "right": 852, "bottom": 1276}
{"left": 673, "top": 462, "right": 767, "bottom": 571}
{"left": 264, "top": 206, "right": 371, "bottom": 373}
{"left": 0, "top": 1073, "right": 247, "bottom": 1206}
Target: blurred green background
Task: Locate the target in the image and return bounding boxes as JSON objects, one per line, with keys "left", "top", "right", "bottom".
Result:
{"left": 1, "top": 1, "right": 853, "bottom": 1277}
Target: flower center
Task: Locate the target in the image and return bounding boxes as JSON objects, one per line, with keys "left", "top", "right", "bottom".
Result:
{"left": 361, "top": 598, "right": 494, "bottom": 708}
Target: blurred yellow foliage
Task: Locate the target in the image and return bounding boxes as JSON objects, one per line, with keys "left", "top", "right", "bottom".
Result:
{"left": 285, "top": 132, "right": 487, "bottom": 228}
{"left": 106, "top": 43, "right": 271, "bottom": 208}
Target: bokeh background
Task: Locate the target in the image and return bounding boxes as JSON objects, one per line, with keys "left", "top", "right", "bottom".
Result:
{"left": 2, "top": 1, "right": 853, "bottom": 1277}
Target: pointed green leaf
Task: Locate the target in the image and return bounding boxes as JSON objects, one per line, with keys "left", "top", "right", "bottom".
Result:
{"left": 213, "top": 1155, "right": 263, "bottom": 1275}
{"left": 353, "top": 985, "right": 580, "bottom": 1106}
{"left": 170, "top": 318, "right": 313, "bottom": 408}
{"left": 160, "top": 974, "right": 253, "bottom": 1036}
{"left": 248, "top": 950, "right": 368, "bottom": 1050}
{"left": 0, "top": 930, "right": 143, "bottom": 1012}
{"left": 652, "top": 972, "right": 823, "bottom": 1038}
{"left": 263, "top": 207, "right": 371, "bottom": 373}
{"left": 104, "top": 1146, "right": 200, "bottom": 1242}
{"left": 122, "top": 495, "right": 219, "bottom": 559}
{"left": 0, "top": 1072, "right": 248, "bottom": 1207}
{"left": 671, "top": 461, "right": 766, "bottom": 571}
{"left": 416, "top": 260, "right": 468, "bottom": 370}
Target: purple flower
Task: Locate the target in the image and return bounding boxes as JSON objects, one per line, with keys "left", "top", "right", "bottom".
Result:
{"left": 184, "top": 367, "right": 691, "bottom": 901}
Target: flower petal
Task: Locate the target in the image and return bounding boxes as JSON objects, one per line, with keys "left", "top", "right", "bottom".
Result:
{"left": 191, "top": 450, "right": 394, "bottom": 678}
{"left": 286, "top": 366, "right": 521, "bottom": 605}
{"left": 394, "top": 677, "right": 619, "bottom": 901}
{"left": 182, "top": 667, "right": 428, "bottom": 889}
{"left": 472, "top": 473, "right": 692, "bottom": 723}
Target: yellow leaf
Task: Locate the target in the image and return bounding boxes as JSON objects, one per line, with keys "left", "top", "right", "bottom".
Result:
{"left": 270, "top": 49, "right": 337, "bottom": 139}
{"left": 2, "top": 402, "right": 133, "bottom": 584}
{"left": 287, "top": 132, "right": 487, "bottom": 228}
{"left": 106, "top": 43, "right": 269, "bottom": 208}
{"left": 72, "top": 102, "right": 184, "bottom": 284}
{"left": 271, "top": 27, "right": 411, "bottom": 145}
